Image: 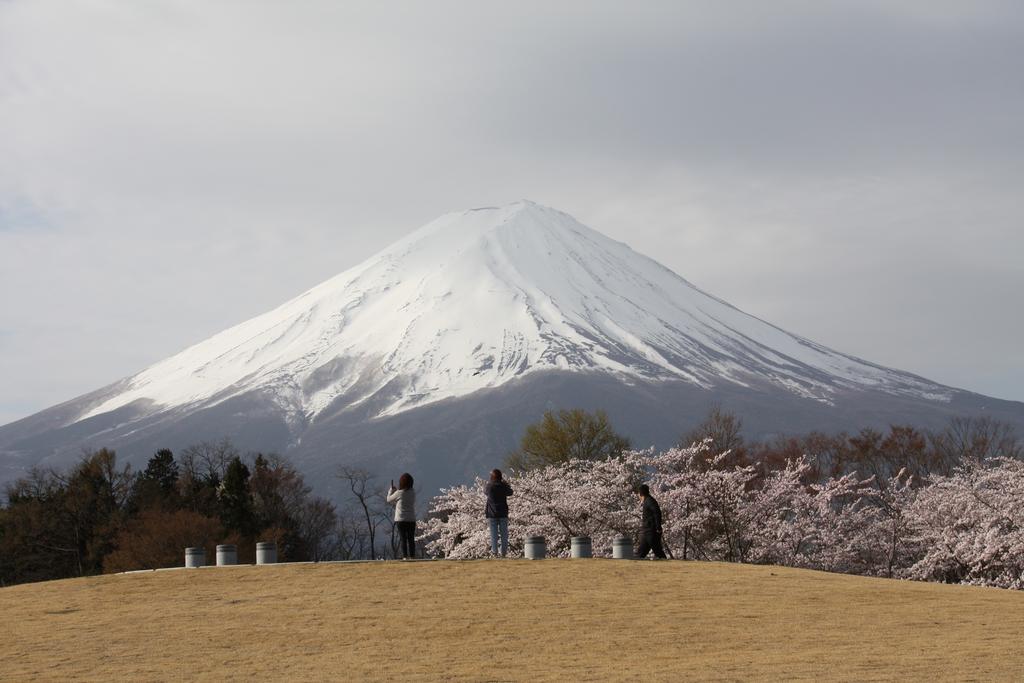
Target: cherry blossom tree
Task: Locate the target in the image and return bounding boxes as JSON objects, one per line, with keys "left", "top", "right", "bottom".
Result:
{"left": 645, "top": 446, "right": 758, "bottom": 561}
{"left": 421, "top": 452, "right": 648, "bottom": 559}
{"left": 904, "top": 457, "right": 1024, "bottom": 589}
{"left": 420, "top": 442, "right": 1024, "bottom": 591}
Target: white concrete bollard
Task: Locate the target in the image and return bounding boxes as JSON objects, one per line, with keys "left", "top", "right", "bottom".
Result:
{"left": 570, "top": 536, "right": 592, "bottom": 558}
{"left": 524, "top": 536, "right": 546, "bottom": 560}
{"left": 216, "top": 544, "right": 238, "bottom": 566}
{"left": 612, "top": 536, "right": 634, "bottom": 559}
{"left": 185, "top": 547, "right": 205, "bottom": 568}
{"left": 256, "top": 541, "right": 277, "bottom": 565}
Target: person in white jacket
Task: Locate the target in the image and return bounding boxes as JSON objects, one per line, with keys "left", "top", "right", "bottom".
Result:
{"left": 387, "top": 473, "right": 417, "bottom": 559}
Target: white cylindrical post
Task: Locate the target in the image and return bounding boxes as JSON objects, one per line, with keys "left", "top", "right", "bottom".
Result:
{"left": 570, "top": 536, "right": 592, "bottom": 558}
{"left": 612, "top": 536, "right": 634, "bottom": 559}
{"left": 216, "top": 544, "right": 238, "bottom": 566}
{"left": 524, "top": 536, "right": 546, "bottom": 560}
{"left": 185, "top": 547, "right": 205, "bottom": 568}
{"left": 256, "top": 541, "right": 277, "bottom": 565}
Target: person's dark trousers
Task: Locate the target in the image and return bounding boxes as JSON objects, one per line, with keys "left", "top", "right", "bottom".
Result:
{"left": 397, "top": 521, "right": 416, "bottom": 558}
{"left": 637, "top": 531, "right": 667, "bottom": 559}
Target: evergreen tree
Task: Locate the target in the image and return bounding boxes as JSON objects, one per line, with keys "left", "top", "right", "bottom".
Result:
{"left": 144, "top": 449, "right": 179, "bottom": 495}
{"left": 130, "top": 449, "right": 180, "bottom": 511}
{"left": 218, "top": 457, "right": 255, "bottom": 536}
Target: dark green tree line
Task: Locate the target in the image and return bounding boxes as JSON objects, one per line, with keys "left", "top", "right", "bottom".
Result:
{"left": 0, "top": 442, "right": 345, "bottom": 586}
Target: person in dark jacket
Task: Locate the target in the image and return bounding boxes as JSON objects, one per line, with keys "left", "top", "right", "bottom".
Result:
{"left": 635, "top": 483, "right": 667, "bottom": 559}
{"left": 484, "top": 469, "right": 514, "bottom": 557}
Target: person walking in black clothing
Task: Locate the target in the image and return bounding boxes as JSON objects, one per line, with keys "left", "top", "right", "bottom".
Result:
{"left": 635, "top": 483, "right": 667, "bottom": 559}
{"left": 485, "top": 469, "right": 514, "bottom": 557}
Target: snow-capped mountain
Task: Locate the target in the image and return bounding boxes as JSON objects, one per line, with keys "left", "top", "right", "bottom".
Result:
{"left": 77, "top": 200, "right": 946, "bottom": 423}
{"left": 1, "top": 201, "right": 1020, "bottom": 495}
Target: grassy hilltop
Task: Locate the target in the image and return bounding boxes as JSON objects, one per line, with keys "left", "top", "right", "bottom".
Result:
{"left": 3, "top": 560, "right": 1024, "bottom": 681}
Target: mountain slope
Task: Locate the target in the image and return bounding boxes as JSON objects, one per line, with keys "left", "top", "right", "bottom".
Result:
{"left": 1, "top": 200, "right": 1021, "bottom": 494}
{"left": 76, "top": 201, "right": 951, "bottom": 423}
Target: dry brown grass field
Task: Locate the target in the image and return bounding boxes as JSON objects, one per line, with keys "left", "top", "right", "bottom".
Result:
{"left": 2, "top": 559, "right": 1024, "bottom": 682}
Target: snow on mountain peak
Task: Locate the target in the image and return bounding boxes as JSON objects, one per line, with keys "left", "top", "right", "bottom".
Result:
{"left": 77, "top": 201, "right": 951, "bottom": 425}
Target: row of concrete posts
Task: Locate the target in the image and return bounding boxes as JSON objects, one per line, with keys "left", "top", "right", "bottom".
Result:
{"left": 184, "top": 542, "right": 278, "bottom": 568}
{"left": 183, "top": 536, "right": 635, "bottom": 567}
{"left": 524, "top": 535, "right": 634, "bottom": 560}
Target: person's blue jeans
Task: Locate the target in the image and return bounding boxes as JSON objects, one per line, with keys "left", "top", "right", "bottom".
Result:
{"left": 488, "top": 517, "right": 509, "bottom": 557}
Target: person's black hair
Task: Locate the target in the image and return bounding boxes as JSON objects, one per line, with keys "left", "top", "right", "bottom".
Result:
{"left": 490, "top": 469, "right": 503, "bottom": 482}
{"left": 636, "top": 483, "right": 650, "bottom": 497}
{"left": 399, "top": 472, "right": 414, "bottom": 490}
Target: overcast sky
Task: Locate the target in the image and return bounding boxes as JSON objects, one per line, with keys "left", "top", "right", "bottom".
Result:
{"left": 1, "top": 1, "right": 1022, "bottom": 426}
